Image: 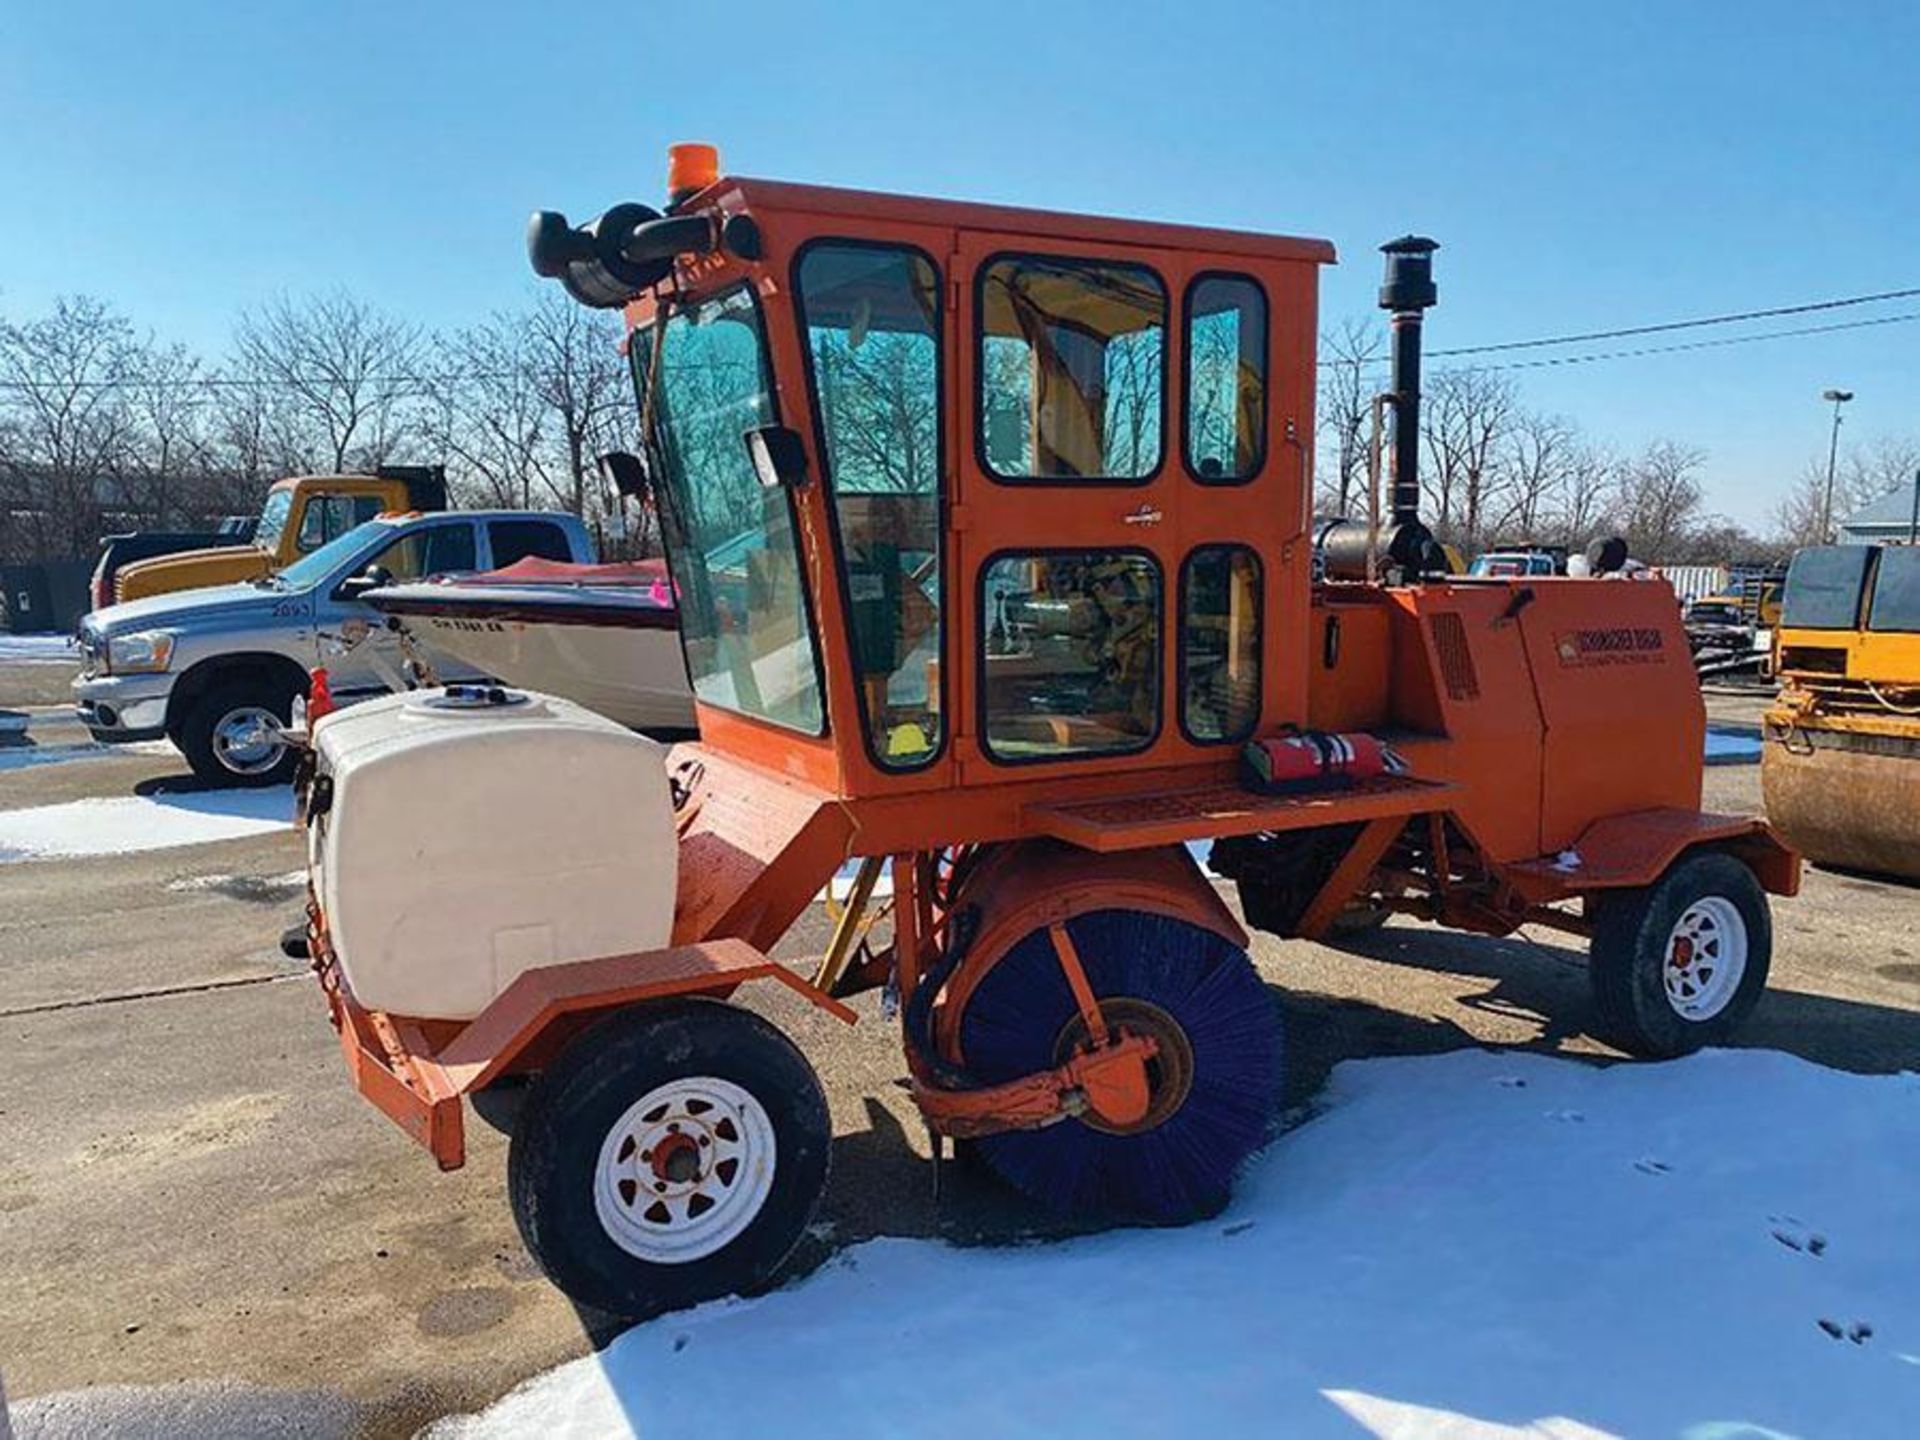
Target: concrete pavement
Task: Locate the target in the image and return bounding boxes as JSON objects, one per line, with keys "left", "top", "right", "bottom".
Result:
{"left": 2, "top": 659, "right": 1916, "bottom": 1438}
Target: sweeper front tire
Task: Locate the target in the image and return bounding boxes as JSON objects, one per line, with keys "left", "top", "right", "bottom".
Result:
{"left": 1588, "top": 850, "right": 1771, "bottom": 1059}
{"left": 958, "top": 909, "right": 1279, "bottom": 1224}
{"left": 507, "top": 998, "right": 830, "bottom": 1322}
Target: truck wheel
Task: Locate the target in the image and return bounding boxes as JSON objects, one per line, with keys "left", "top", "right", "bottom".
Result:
{"left": 1588, "top": 851, "right": 1771, "bottom": 1058}
{"left": 178, "top": 679, "right": 300, "bottom": 786}
{"left": 508, "top": 998, "right": 830, "bottom": 1322}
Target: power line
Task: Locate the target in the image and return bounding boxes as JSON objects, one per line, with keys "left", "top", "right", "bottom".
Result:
{"left": 1316, "top": 305, "right": 1920, "bottom": 373}
{"left": 1429, "top": 286, "right": 1920, "bottom": 358}
{"left": 1475, "top": 310, "right": 1920, "bottom": 371}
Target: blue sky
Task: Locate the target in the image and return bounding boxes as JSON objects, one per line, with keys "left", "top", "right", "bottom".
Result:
{"left": 2, "top": 1, "right": 1914, "bottom": 528}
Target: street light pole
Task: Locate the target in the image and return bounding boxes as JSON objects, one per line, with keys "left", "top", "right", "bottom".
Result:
{"left": 1819, "top": 388, "right": 1854, "bottom": 542}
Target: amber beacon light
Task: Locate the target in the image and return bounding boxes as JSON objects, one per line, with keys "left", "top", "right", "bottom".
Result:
{"left": 667, "top": 142, "right": 720, "bottom": 207}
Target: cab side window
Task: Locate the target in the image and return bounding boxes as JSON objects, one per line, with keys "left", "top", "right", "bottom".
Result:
{"left": 420, "top": 524, "right": 478, "bottom": 577}
{"left": 796, "top": 241, "right": 945, "bottom": 770}
{"left": 981, "top": 550, "right": 1160, "bottom": 761}
{"left": 489, "top": 519, "right": 572, "bottom": 567}
{"left": 978, "top": 256, "right": 1165, "bottom": 481}
{"left": 299, "top": 493, "right": 387, "bottom": 551}
{"left": 1181, "top": 546, "right": 1261, "bottom": 741}
{"left": 358, "top": 524, "right": 476, "bottom": 584}
{"left": 1184, "top": 274, "right": 1267, "bottom": 482}
{"left": 297, "top": 496, "right": 337, "bottom": 552}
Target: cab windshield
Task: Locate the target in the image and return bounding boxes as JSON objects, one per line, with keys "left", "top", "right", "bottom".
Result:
{"left": 274, "top": 519, "right": 395, "bottom": 591}
{"left": 254, "top": 486, "right": 294, "bottom": 551}
{"left": 636, "top": 288, "right": 824, "bottom": 734}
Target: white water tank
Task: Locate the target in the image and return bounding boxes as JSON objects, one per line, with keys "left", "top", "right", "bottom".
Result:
{"left": 309, "top": 687, "right": 677, "bottom": 1020}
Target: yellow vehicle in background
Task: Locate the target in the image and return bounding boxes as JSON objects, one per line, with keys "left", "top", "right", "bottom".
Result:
{"left": 108, "top": 466, "right": 447, "bottom": 603}
{"left": 1763, "top": 544, "right": 1920, "bottom": 881}
{"left": 1698, "top": 582, "right": 1782, "bottom": 630}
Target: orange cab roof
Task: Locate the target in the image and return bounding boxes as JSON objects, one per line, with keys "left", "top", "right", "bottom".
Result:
{"left": 716, "top": 176, "right": 1338, "bottom": 266}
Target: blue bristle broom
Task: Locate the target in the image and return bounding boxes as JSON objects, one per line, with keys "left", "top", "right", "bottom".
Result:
{"left": 957, "top": 909, "right": 1280, "bottom": 1222}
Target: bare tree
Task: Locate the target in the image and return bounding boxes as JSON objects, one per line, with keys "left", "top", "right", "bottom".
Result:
{"left": 1493, "top": 410, "right": 1575, "bottom": 541}
{"left": 1550, "top": 439, "right": 1619, "bottom": 548}
{"left": 231, "top": 293, "right": 423, "bottom": 473}
{"left": 523, "top": 290, "right": 630, "bottom": 518}
{"left": 1422, "top": 367, "right": 1518, "bottom": 548}
{"left": 1770, "top": 458, "right": 1837, "bottom": 550}
{"left": 1770, "top": 434, "right": 1920, "bottom": 547}
{"left": 208, "top": 377, "right": 279, "bottom": 496}
{"left": 0, "top": 295, "right": 140, "bottom": 559}
{"left": 424, "top": 312, "right": 548, "bottom": 510}
{"left": 1615, "top": 439, "right": 1706, "bottom": 561}
{"left": 1315, "top": 317, "right": 1385, "bottom": 516}
{"left": 1843, "top": 434, "right": 1920, "bottom": 515}
{"left": 125, "top": 340, "right": 216, "bottom": 527}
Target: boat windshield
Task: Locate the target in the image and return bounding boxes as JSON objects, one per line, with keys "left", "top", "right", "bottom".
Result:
{"left": 635, "top": 287, "right": 824, "bottom": 734}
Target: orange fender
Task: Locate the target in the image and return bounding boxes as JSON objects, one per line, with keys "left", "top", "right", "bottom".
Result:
{"left": 935, "top": 839, "right": 1246, "bottom": 1067}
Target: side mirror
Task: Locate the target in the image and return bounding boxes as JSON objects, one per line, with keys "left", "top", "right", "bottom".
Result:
{"left": 745, "top": 425, "right": 809, "bottom": 490}
{"left": 598, "top": 450, "right": 653, "bottom": 502}
{"left": 336, "top": 565, "right": 394, "bottom": 602}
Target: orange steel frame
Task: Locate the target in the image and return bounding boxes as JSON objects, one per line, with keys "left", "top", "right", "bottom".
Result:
{"left": 314, "top": 173, "right": 1799, "bottom": 1163}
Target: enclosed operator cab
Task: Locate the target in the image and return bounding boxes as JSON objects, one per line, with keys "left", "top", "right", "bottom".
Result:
{"left": 610, "top": 174, "right": 1329, "bottom": 820}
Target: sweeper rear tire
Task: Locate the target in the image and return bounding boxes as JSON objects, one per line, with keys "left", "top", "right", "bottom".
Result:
{"left": 1588, "top": 850, "right": 1771, "bottom": 1058}
{"left": 507, "top": 997, "right": 830, "bottom": 1321}
{"left": 957, "top": 909, "right": 1279, "bottom": 1224}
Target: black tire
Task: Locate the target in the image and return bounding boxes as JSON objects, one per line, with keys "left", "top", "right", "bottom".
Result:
{"left": 177, "top": 678, "right": 300, "bottom": 786}
{"left": 1589, "top": 850, "right": 1771, "bottom": 1058}
{"left": 507, "top": 998, "right": 830, "bottom": 1321}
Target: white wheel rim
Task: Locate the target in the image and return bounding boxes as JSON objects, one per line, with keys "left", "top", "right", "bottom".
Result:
{"left": 593, "top": 1076, "right": 776, "bottom": 1265}
{"left": 1663, "top": 896, "right": 1748, "bottom": 1021}
{"left": 213, "top": 705, "right": 285, "bottom": 774}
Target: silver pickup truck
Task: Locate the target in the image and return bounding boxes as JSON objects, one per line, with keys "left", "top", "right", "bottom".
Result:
{"left": 75, "top": 509, "right": 594, "bottom": 785}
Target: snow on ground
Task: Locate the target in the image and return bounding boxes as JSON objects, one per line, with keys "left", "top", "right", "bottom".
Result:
{"left": 0, "top": 737, "right": 174, "bottom": 775}
{"left": 0, "top": 634, "right": 78, "bottom": 663}
{"left": 0, "top": 786, "right": 294, "bottom": 862}
{"left": 436, "top": 1049, "right": 1920, "bottom": 1440}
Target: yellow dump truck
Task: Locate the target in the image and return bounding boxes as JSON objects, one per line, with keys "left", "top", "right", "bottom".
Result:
{"left": 108, "top": 467, "right": 448, "bottom": 603}
{"left": 1763, "top": 544, "right": 1920, "bottom": 881}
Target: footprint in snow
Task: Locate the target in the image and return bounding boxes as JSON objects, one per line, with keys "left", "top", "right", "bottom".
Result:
{"left": 1817, "top": 1319, "right": 1873, "bottom": 1344}
{"left": 1221, "top": 1221, "right": 1255, "bottom": 1237}
{"left": 1633, "top": 1157, "right": 1672, "bottom": 1176}
{"left": 1493, "top": 1076, "right": 1528, "bottom": 1089}
{"left": 1545, "top": 1108, "right": 1585, "bottom": 1123}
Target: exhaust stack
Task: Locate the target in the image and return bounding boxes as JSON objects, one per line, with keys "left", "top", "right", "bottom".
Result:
{"left": 1379, "top": 237, "right": 1436, "bottom": 529}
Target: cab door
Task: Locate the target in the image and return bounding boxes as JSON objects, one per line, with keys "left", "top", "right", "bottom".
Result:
{"left": 951, "top": 230, "right": 1287, "bottom": 784}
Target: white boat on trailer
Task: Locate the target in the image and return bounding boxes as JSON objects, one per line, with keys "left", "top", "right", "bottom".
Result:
{"left": 366, "top": 556, "right": 696, "bottom": 734}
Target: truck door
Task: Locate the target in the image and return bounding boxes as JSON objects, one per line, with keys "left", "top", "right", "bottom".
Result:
{"left": 319, "top": 520, "right": 484, "bottom": 695}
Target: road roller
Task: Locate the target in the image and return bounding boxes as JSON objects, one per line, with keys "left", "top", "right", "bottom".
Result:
{"left": 295, "top": 144, "right": 1799, "bottom": 1321}
{"left": 1764, "top": 543, "right": 1920, "bottom": 881}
